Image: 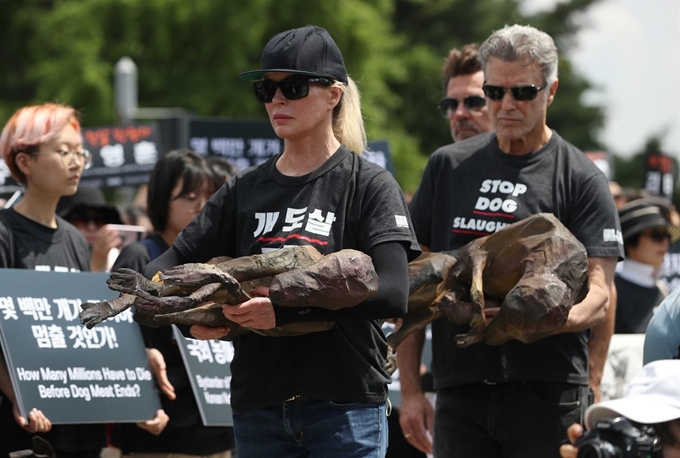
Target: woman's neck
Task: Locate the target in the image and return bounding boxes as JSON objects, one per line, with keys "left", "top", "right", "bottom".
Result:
{"left": 12, "top": 189, "right": 60, "bottom": 228}
{"left": 276, "top": 134, "right": 341, "bottom": 177}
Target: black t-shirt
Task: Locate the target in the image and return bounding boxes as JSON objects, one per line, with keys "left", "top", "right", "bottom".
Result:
{"left": 409, "top": 131, "right": 624, "bottom": 388}
{"left": 0, "top": 208, "right": 104, "bottom": 455}
{"left": 0, "top": 208, "right": 90, "bottom": 272}
{"left": 174, "top": 146, "right": 420, "bottom": 411}
{"left": 614, "top": 274, "right": 666, "bottom": 334}
{"left": 110, "top": 235, "right": 235, "bottom": 454}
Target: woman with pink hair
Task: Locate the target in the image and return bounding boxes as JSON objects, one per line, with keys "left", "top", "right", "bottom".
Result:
{"left": 0, "top": 103, "right": 109, "bottom": 457}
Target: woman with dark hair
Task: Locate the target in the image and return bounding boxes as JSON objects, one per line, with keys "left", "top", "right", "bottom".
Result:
{"left": 110, "top": 149, "right": 234, "bottom": 458}
{"left": 206, "top": 155, "right": 239, "bottom": 183}
{"left": 614, "top": 199, "right": 680, "bottom": 333}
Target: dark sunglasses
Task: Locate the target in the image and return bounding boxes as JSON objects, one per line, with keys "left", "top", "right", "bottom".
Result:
{"left": 645, "top": 229, "right": 671, "bottom": 243}
{"left": 69, "top": 214, "right": 107, "bottom": 226}
{"left": 437, "top": 95, "right": 486, "bottom": 116}
{"left": 253, "top": 75, "right": 334, "bottom": 103}
{"left": 482, "top": 82, "right": 548, "bottom": 101}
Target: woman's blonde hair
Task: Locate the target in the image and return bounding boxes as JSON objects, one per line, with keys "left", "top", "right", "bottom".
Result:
{"left": 333, "top": 76, "right": 367, "bottom": 155}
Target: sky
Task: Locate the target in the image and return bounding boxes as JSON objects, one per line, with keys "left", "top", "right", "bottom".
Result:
{"left": 522, "top": 0, "right": 680, "bottom": 159}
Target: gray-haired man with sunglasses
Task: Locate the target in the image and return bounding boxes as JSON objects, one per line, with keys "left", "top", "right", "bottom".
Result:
{"left": 400, "top": 25, "right": 624, "bottom": 458}
{"left": 437, "top": 43, "right": 494, "bottom": 142}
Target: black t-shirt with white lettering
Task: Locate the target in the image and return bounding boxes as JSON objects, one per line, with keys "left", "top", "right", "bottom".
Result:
{"left": 0, "top": 208, "right": 103, "bottom": 455}
{"left": 0, "top": 208, "right": 90, "bottom": 272}
{"left": 409, "top": 131, "right": 623, "bottom": 388}
{"left": 174, "top": 146, "right": 420, "bottom": 411}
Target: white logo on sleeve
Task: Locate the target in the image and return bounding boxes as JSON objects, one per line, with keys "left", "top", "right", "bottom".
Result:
{"left": 603, "top": 228, "right": 623, "bottom": 244}
{"left": 395, "top": 215, "right": 409, "bottom": 228}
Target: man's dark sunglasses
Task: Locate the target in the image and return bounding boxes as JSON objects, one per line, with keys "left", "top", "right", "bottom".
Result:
{"left": 482, "top": 83, "right": 548, "bottom": 101}
{"left": 437, "top": 95, "right": 486, "bottom": 116}
{"left": 253, "top": 75, "right": 334, "bottom": 103}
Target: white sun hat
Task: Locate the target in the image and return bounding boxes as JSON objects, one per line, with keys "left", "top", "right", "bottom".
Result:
{"left": 585, "top": 359, "right": 680, "bottom": 430}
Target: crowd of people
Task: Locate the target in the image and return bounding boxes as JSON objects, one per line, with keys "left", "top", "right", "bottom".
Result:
{"left": 0, "top": 22, "right": 679, "bottom": 458}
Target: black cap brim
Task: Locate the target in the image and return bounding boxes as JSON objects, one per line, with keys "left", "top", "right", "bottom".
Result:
{"left": 239, "top": 69, "right": 335, "bottom": 81}
{"left": 59, "top": 203, "right": 123, "bottom": 225}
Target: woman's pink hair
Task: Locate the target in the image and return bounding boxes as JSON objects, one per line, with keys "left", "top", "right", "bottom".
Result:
{"left": 0, "top": 103, "right": 81, "bottom": 185}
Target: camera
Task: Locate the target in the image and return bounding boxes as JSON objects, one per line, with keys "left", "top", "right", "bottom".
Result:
{"left": 576, "top": 416, "right": 662, "bottom": 458}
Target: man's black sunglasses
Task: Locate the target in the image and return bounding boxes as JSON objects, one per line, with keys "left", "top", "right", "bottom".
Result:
{"left": 482, "top": 83, "right": 548, "bottom": 101}
{"left": 437, "top": 95, "right": 486, "bottom": 116}
{"left": 253, "top": 75, "right": 334, "bottom": 103}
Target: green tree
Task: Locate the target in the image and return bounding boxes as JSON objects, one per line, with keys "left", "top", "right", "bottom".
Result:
{"left": 0, "top": 0, "right": 608, "bottom": 193}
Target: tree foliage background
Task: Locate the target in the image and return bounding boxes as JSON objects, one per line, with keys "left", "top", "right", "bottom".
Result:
{"left": 1, "top": 0, "right": 649, "bottom": 195}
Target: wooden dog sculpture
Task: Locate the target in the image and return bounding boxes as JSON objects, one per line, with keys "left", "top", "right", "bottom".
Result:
{"left": 386, "top": 212, "right": 589, "bottom": 368}
{"left": 80, "top": 246, "right": 379, "bottom": 339}
{"left": 81, "top": 214, "right": 588, "bottom": 374}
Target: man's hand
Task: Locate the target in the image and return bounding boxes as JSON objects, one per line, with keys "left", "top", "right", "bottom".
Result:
{"left": 189, "top": 324, "right": 230, "bottom": 340}
{"left": 136, "top": 409, "right": 169, "bottom": 436}
{"left": 146, "top": 348, "right": 176, "bottom": 401}
{"left": 396, "top": 328, "right": 431, "bottom": 453}
{"left": 559, "top": 423, "right": 585, "bottom": 458}
{"left": 14, "top": 405, "right": 51, "bottom": 433}
{"left": 399, "top": 392, "right": 434, "bottom": 454}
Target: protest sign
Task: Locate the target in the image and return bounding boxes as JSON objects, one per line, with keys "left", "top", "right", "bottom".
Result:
{"left": 188, "top": 118, "right": 282, "bottom": 171}
{"left": 173, "top": 326, "right": 233, "bottom": 426}
{"left": 0, "top": 270, "right": 161, "bottom": 423}
{"left": 81, "top": 123, "right": 162, "bottom": 189}
{"left": 188, "top": 117, "right": 394, "bottom": 175}
{"left": 643, "top": 151, "right": 675, "bottom": 200}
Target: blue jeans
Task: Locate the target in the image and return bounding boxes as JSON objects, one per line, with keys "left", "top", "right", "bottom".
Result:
{"left": 434, "top": 381, "right": 589, "bottom": 458}
{"left": 232, "top": 398, "right": 388, "bottom": 458}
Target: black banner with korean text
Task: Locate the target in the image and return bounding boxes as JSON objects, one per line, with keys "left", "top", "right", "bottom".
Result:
{"left": 188, "top": 118, "right": 282, "bottom": 171}
{"left": 0, "top": 118, "right": 394, "bottom": 197}
{"left": 80, "top": 124, "right": 162, "bottom": 189}
{"left": 188, "top": 117, "right": 394, "bottom": 175}
{"left": 0, "top": 270, "right": 161, "bottom": 423}
{"left": 0, "top": 124, "right": 162, "bottom": 194}
{"left": 173, "top": 326, "right": 233, "bottom": 426}
{"left": 644, "top": 151, "right": 675, "bottom": 200}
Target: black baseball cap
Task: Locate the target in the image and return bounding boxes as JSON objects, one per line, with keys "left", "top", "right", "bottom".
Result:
{"left": 239, "top": 25, "right": 348, "bottom": 84}
{"left": 57, "top": 185, "right": 123, "bottom": 225}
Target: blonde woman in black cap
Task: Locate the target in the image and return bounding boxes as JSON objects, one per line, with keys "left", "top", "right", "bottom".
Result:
{"left": 614, "top": 199, "right": 680, "bottom": 334}
{"left": 141, "top": 25, "right": 420, "bottom": 457}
